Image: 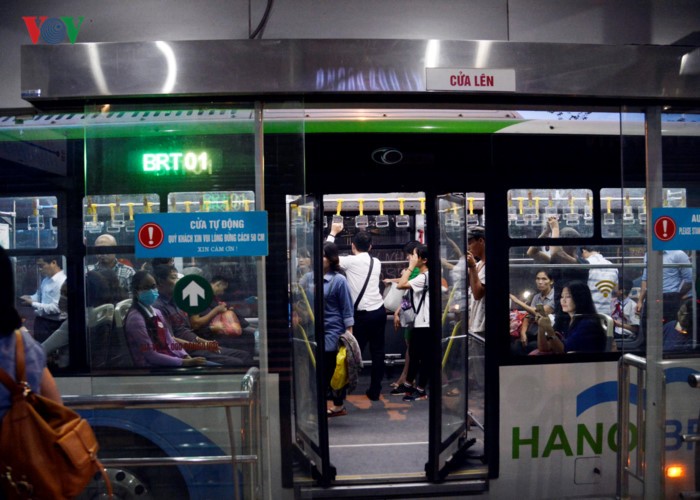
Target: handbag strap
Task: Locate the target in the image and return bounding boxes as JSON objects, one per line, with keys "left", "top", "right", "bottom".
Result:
{"left": 411, "top": 272, "right": 428, "bottom": 315}
{"left": 353, "top": 254, "right": 374, "bottom": 311}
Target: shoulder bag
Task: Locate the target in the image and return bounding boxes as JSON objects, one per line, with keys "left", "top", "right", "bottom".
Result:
{"left": 353, "top": 254, "right": 375, "bottom": 311}
{"left": 0, "top": 331, "right": 112, "bottom": 499}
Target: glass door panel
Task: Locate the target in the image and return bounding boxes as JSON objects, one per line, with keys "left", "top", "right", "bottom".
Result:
{"left": 288, "top": 195, "right": 332, "bottom": 481}
{"left": 435, "top": 193, "right": 470, "bottom": 475}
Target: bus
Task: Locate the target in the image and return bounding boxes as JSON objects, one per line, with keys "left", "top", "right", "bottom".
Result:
{"left": 3, "top": 38, "right": 699, "bottom": 499}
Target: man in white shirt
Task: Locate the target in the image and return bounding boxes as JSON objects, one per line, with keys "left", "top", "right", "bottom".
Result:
{"left": 580, "top": 246, "right": 618, "bottom": 316}
{"left": 467, "top": 226, "right": 486, "bottom": 336}
{"left": 328, "top": 222, "right": 385, "bottom": 401}
{"left": 21, "top": 255, "right": 67, "bottom": 342}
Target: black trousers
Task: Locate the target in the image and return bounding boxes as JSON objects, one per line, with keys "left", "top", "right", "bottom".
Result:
{"left": 353, "top": 306, "right": 386, "bottom": 396}
{"left": 33, "top": 316, "right": 63, "bottom": 343}
{"left": 407, "top": 327, "right": 432, "bottom": 389}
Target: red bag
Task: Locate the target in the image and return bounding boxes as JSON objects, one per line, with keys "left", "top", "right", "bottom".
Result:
{"left": 211, "top": 309, "right": 242, "bottom": 336}
{"left": 509, "top": 310, "right": 528, "bottom": 338}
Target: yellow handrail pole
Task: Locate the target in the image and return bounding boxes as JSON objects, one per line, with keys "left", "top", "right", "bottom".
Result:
{"left": 441, "top": 320, "right": 462, "bottom": 369}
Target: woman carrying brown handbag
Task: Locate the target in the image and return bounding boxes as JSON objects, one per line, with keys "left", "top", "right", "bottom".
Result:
{"left": 0, "top": 245, "right": 62, "bottom": 499}
{"left": 0, "top": 245, "right": 62, "bottom": 423}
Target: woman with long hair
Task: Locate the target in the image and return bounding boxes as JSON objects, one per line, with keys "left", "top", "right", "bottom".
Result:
{"left": 536, "top": 280, "right": 606, "bottom": 353}
{"left": 322, "top": 242, "right": 354, "bottom": 417}
{"left": 124, "top": 270, "right": 207, "bottom": 367}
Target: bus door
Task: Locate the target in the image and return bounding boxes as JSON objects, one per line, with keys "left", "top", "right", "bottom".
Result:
{"left": 289, "top": 189, "right": 480, "bottom": 485}
{"left": 430, "top": 192, "right": 472, "bottom": 479}
{"left": 287, "top": 195, "right": 334, "bottom": 483}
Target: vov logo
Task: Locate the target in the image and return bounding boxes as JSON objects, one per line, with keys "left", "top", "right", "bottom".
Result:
{"left": 23, "top": 17, "right": 85, "bottom": 44}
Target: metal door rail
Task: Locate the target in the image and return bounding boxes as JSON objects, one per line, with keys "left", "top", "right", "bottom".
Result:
{"left": 618, "top": 354, "right": 649, "bottom": 498}
{"left": 64, "top": 367, "right": 260, "bottom": 500}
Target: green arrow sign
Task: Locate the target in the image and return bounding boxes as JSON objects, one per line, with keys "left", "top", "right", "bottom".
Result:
{"left": 173, "top": 274, "right": 213, "bottom": 315}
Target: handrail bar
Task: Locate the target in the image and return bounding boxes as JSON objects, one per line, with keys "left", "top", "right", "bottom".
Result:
{"left": 64, "top": 367, "right": 260, "bottom": 500}
{"left": 64, "top": 391, "right": 252, "bottom": 410}
{"left": 98, "top": 456, "right": 259, "bottom": 467}
{"left": 509, "top": 262, "right": 691, "bottom": 270}
{"left": 468, "top": 331, "right": 485, "bottom": 344}
{"left": 618, "top": 353, "right": 648, "bottom": 499}
{"left": 621, "top": 353, "right": 647, "bottom": 371}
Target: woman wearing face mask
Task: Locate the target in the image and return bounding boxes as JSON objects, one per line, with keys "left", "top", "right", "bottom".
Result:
{"left": 124, "top": 270, "right": 207, "bottom": 367}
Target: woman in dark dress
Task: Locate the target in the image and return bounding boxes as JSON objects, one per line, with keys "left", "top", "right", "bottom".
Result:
{"left": 536, "top": 280, "right": 606, "bottom": 354}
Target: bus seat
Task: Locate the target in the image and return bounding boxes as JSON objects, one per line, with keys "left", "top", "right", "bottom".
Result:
{"left": 595, "top": 313, "right": 616, "bottom": 352}
{"left": 614, "top": 319, "right": 645, "bottom": 352}
{"left": 108, "top": 299, "right": 134, "bottom": 367}
{"left": 88, "top": 303, "right": 115, "bottom": 329}
{"left": 114, "top": 299, "right": 133, "bottom": 330}
{"left": 87, "top": 304, "right": 115, "bottom": 368}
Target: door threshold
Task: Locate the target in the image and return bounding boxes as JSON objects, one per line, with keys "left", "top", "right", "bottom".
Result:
{"left": 296, "top": 478, "right": 487, "bottom": 498}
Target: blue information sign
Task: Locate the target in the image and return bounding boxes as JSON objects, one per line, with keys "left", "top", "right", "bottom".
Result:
{"left": 134, "top": 211, "right": 268, "bottom": 258}
{"left": 651, "top": 208, "right": 700, "bottom": 250}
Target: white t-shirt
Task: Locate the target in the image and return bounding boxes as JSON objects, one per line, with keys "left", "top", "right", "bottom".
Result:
{"left": 468, "top": 262, "right": 486, "bottom": 333}
{"left": 409, "top": 271, "right": 430, "bottom": 328}
{"left": 586, "top": 252, "right": 618, "bottom": 316}
{"left": 337, "top": 252, "right": 384, "bottom": 312}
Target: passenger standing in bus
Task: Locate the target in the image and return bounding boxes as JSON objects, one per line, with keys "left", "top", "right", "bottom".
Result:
{"left": 124, "top": 270, "right": 207, "bottom": 367}
{"left": 535, "top": 280, "right": 606, "bottom": 353}
{"left": 636, "top": 250, "right": 693, "bottom": 324}
{"left": 467, "top": 227, "right": 486, "bottom": 333}
{"left": 327, "top": 222, "right": 385, "bottom": 401}
{"left": 41, "top": 281, "right": 69, "bottom": 368}
{"left": 466, "top": 226, "right": 486, "bottom": 392}
{"left": 580, "top": 246, "right": 618, "bottom": 316}
{"left": 88, "top": 234, "right": 136, "bottom": 298}
{"left": 321, "top": 242, "right": 355, "bottom": 417}
{"left": 297, "top": 248, "right": 312, "bottom": 279}
{"left": 387, "top": 240, "right": 420, "bottom": 391}
{"left": 20, "top": 255, "right": 66, "bottom": 342}
{"left": 394, "top": 244, "right": 430, "bottom": 401}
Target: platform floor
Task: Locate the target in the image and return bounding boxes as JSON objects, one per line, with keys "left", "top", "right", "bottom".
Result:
{"left": 327, "top": 373, "right": 485, "bottom": 480}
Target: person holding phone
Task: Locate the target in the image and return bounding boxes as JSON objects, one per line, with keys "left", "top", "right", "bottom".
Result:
{"left": 509, "top": 270, "right": 556, "bottom": 354}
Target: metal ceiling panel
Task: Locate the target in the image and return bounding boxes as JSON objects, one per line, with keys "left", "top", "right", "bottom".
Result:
{"left": 20, "top": 39, "right": 700, "bottom": 102}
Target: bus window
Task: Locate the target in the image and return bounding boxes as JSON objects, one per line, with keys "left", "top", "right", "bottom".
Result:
{"left": 507, "top": 189, "right": 593, "bottom": 239}
{"left": 167, "top": 191, "right": 255, "bottom": 213}
{"left": 508, "top": 245, "right": 646, "bottom": 356}
{"left": 85, "top": 252, "right": 260, "bottom": 370}
{"left": 14, "top": 255, "right": 68, "bottom": 368}
{"left": 83, "top": 194, "right": 160, "bottom": 246}
{"left": 0, "top": 196, "right": 58, "bottom": 249}
{"left": 599, "top": 187, "right": 686, "bottom": 238}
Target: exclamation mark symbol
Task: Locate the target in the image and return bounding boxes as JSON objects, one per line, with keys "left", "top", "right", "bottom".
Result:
{"left": 662, "top": 219, "right": 668, "bottom": 238}
{"left": 148, "top": 226, "right": 154, "bottom": 245}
